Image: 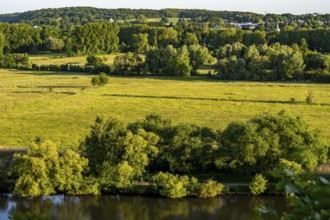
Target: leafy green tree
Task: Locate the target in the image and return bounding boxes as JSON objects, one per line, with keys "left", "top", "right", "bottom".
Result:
{"left": 113, "top": 52, "right": 144, "bottom": 75}
{"left": 243, "top": 30, "right": 267, "bottom": 46}
{"left": 9, "top": 140, "right": 59, "bottom": 196}
{"left": 188, "top": 44, "right": 214, "bottom": 74}
{"left": 122, "top": 129, "right": 159, "bottom": 178}
{"left": 184, "top": 33, "right": 198, "bottom": 45}
{"left": 173, "top": 45, "right": 191, "bottom": 77}
{"left": 157, "top": 27, "right": 178, "bottom": 48}
{"left": 217, "top": 42, "right": 246, "bottom": 60}
{"left": 131, "top": 33, "right": 149, "bottom": 53}
{"left": 249, "top": 174, "right": 268, "bottom": 195}
{"left": 9, "top": 140, "right": 91, "bottom": 196}
{"left": 91, "top": 72, "right": 109, "bottom": 86}
{"left": 82, "top": 117, "right": 128, "bottom": 175}
{"left": 217, "top": 55, "right": 246, "bottom": 80}
{"left": 215, "top": 122, "right": 269, "bottom": 170}
{"left": 216, "top": 111, "right": 329, "bottom": 173}
{"left": 159, "top": 124, "right": 217, "bottom": 173}
{"left": 69, "top": 22, "right": 119, "bottom": 55}
{"left": 83, "top": 116, "right": 160, "bottom": 180}
{"left": 55, "top": 149, "right": 88, "bottom": 194}
{"left": 44, "top": 36, "right": 65, "bottom": 51}
{"left": 269, "top": 43, "right": 305, "bottom": 80}
{"left": 112, "top": 161, "right": 134, "bottom": 188}
{"left": 86, "top": 55, "right": 104, "bottom": 67}
{"left": 146, "top": 45, "right": 191, "bottom": 77}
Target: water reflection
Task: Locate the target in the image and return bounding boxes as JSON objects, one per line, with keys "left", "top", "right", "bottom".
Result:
{"left": 0, "top": 195, "right": 288, "bottom": 220}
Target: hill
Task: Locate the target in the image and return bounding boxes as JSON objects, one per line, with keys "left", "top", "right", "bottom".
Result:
{"left": 0, "top": 7, "right": 329, "bottom": 29}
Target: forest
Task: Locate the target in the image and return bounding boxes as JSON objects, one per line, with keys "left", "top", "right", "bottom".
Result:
{"left": 0, "top": 20, "right": 329, "bottom": 82}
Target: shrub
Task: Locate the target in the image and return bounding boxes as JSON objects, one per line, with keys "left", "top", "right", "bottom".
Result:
{"left": 196, "top": 179, "right": 225, "bottom": 198}
{"left": 306, "top": 92, "right": 314, "bottom": 105}
{"left": 153, "top": 172, "right": 196, "bottom": 198}
{"left": 249, "top": 173, "right": 267, "bottom": 195}
{"left": 91, "top": 72, "right": 109, "bottom": 86}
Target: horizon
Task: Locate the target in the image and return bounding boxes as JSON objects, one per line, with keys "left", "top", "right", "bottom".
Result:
{"left": 1, "top": 0, "right": 330, "bottom": 15}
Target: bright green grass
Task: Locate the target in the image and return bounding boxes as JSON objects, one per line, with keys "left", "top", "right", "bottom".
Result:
{"left": 29, "top": 53, "right": 121, "bottom": 66}
{"left": 1, "top": 69, "right": 330, "bottom": 149}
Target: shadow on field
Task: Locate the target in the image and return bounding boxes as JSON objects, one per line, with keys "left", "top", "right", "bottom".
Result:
{"left": 8, "top": 69, "right": 93, "bottom": 76}
{"left": 103, "top": 93, "right": 320, "bottom": 105}
{"left": 12, "top": 91, "right": 78, "bottom": 95}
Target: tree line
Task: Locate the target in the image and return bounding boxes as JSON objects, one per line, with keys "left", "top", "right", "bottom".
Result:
{"left": 1, "top": 21, "right": 330, "bottom": 55}
{"left": 0, "top": 7, "right": 329, "bottom": 30}
{"left": 3, "top": 111, "right": 328, "bottom": 198}
{"left": 0, "top": 20, "right": 329, "bottom": 81}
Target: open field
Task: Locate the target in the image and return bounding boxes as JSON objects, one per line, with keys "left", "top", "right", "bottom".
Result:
{"left": 29, "top": 53, "right": 122, "bottom": 66}
{"left": 0, "top": 69, "right": 330, "bottom": 149}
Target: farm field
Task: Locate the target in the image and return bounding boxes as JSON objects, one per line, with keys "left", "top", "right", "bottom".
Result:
{"left": 0, "top": 69, "right": 330, "bottom": 149}
{"left": 29, "top": 53, "right": 122, "bottom": 66}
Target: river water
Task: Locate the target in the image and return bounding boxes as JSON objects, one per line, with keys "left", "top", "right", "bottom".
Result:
{"left": 0, "top": 194, "right": 289, "bottom": 220}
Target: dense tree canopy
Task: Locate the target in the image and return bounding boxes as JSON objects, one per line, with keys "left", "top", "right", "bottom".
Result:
{"left": 215, "top": 111, "right": 329, "bottom": 174}
{"left": 9, "top": 140, "right": 89, "bottom": 196}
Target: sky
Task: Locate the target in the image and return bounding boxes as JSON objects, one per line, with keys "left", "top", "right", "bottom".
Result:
{"left": 1, "top": 0, "right": 330, "bottom": 15}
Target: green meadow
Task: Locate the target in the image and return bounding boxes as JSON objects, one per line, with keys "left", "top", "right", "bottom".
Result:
{"left": 29, "top": 53, "right": 121, "bottom": 66}
{"left": 0, "top": 69, "right": 330, "bottom": 149}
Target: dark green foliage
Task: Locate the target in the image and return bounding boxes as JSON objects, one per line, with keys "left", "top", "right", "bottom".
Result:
{"left": 129, "top": 114, "right": 218, "bottom": 174}
{"left": 0, "top": 53, "right": 31, "bottom": 69}
{"left": 215, "top": 111, "right": 329, "bottom": 174}
{"left": 145, "top": 45, "right": 191, "bottom": 76}
{"left": 68, "top": 22, "right": 119, "bottom": 55}
{"left": 82, "top": 116, "right": 159, "bottom": 182}
{"left": 131, "top": 33, "right": 150, "bottom": 53}
{"left": 158, "top": 124, "right": 217, "bottom": 173}
{"left": 113, "top": 53, "right": 145, "bottom": 75}
{"left": 188, "top": 44, "right": 214, "bottom": 74}
{"left": 91, "top": 72, "right": 109, "bottom": 86}
{"left": 86, "top": 55, "right": 105, "bottom": 67}
{"left": 44, "top": 37, "right": 65, "bottom": 52}
{"left": 82, "top": 117, "right": 128, "bottom": 175}
{"left": 216, "top": 43, "right": 305, "bottom": 81}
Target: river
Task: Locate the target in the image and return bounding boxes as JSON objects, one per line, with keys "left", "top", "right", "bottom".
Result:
{"left": 0, "top": 194, "right": 289, "bottom": 220}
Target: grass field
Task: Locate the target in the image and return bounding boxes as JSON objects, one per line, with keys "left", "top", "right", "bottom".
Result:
{"left": 0, "top": 69, "right": 330, "bottom": 150}
{"left": 29, "top": 53, "right": 121, "bottom": 66}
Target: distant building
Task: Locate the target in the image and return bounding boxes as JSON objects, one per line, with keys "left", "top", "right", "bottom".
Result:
{"left": 229, "top": 22, "right": 258, "bottom": 30}
{"left": 276, "top": 23, "right": 280, "bottom": 32}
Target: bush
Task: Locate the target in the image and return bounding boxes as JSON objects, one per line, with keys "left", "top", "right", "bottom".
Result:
{"left": 86, "top": 55, "right": 104, "bottom": 67}
{"left": 153, "top": 172, "right": 197, "bottom": 198}
{"left": 306, "top": 92, "right": 314, "bottom": 105}
{"left": 91, "top": 72, "right": 109, "bottom": 86}
{"left": 196, "top": 179, "right": 225, "bottom": 198}
{"left": 249, "top": 173, "right": 267, "bottom": 195}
